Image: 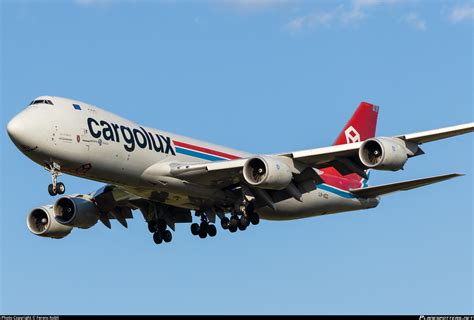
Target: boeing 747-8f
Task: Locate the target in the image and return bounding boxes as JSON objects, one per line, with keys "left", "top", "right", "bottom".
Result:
{"left": 7, "top": 96, "right": 473, "bottom": 244}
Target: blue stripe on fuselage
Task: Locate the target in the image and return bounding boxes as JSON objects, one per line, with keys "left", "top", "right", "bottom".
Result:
{"left": 317, "top": 184, "right": 355, "bottom": 199}
{"left": 175, "top": 147, "right": 226, "bottom": 161}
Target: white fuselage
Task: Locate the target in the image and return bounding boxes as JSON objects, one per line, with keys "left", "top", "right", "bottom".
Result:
{"left": 8, "top": 96, "right": 378, "bottom": 220}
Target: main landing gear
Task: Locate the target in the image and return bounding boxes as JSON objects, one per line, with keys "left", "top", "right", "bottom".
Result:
{"left": 190, "top": 211, "right": 217, "bottom": 239}
{"left": 45, "top": 162, "right": 65, "bottom": 196}
{"left": 221, "top": 201, "right": 259, "bottom": 233}
{"left": 148, "top": 219, "right": 173, "bottom": 245}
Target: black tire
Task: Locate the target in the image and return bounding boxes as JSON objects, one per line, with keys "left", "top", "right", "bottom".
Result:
{"left": 156, "top": 219, "right": 167, "bottom": 232}
{"left": 230, "top": 216, "right": 239, "bottom": 228}
{"left": 240, "top": 216, "right": 249, "bottom": 227}
{"left": 147, "top": 221, "right": 157, "bottom": 233}
{"left": 56, "top": 182, "right": 65, "bottom": 195}
{"left": 238, "top": 222, "right": 247, "bottom": 231}
{"left": 199, "top": 229, "right": 207, "bottom": 239}
{"left": 190, "top": 223, "right": 200, "bottom": 236}
{"left": 200, "top": 221, "right": 209, "bottom": 233}
{"left": 250, "top": 213, "right": 260, "bottom": 225}
{"left": 153, "top": 232, "right": 163, "bottom": 244}
{"left": 207, "top": 224, "right": 217, "bottom": 237}
{"left": 220, "top": 217, "right": 229, "bottom": 230}
{"left": 163, "top": 230, "right": 172, "bottom": 243}
{"left": 229, "top": 225, "right": 237, "bottom": 233}
{"left": 48, "top": 184, "right": 57, "bottom": 196}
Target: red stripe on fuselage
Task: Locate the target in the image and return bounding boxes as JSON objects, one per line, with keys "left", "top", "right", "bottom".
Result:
{"left": 173, "top": 140, "right": 241, "bottom": 160}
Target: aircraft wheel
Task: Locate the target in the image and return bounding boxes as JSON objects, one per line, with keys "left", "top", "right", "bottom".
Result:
{"left": 220, "top": 217, "right": 229, "bottom": 230}
{"left": 229, "top": 216, "right": 239, "bottom": 228}
{"left": 191, "top": 223, "right": 200, "bottom": 236}
{"left": 153, "top": 232, "right": 163, "bottom": 245}
{"left": 200, "top": 221, "right": 209, "bottom": 232}
{"left": 163, "top": 230, "right": 172, "bottom": 243}
{"left": 240, "top": 216, "right": 249, "bottom": 227}
{"left": 229, "top": 225, "right": 237, "bottom": 233}
{"left": 199, "top": 228, "right": 207, "bottom": 239}
{"left": 148, "top": 221, "right": 157, "bottom": 233}
{"left": 238, "top": 222, "right": 247, "bottom": 231}
{"left": 48, "top": 184, "right": 57, "bottom": 196}
{"left": 250, "top": 213, "right": 260, "bottom": 225}
{"left": 207, "top": 224, "right": 217, "bottom": 237}
{"left": 56, "top": 182, "right": 66, "bottom": 195}
{"left": 156, "top": 219, "right": 167, "bottom": 233}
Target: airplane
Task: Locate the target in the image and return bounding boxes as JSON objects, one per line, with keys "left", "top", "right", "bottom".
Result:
{"left": 6, "top": 96, "right": 474, "bottom": 245}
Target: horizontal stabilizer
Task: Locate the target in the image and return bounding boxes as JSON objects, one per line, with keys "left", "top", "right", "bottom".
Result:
{"left": 350, "top": 173, "right": 463, "bottom": 198}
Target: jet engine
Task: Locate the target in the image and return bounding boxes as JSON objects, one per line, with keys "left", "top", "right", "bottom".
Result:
{"left": 243, "top": 156, "right": 293, "bottom": 190}
{"left": 27, "top": 205, "right": 72, "bottom": 239}
{"left": 359, "top": 137, "right": 409, "bottom": 171}
{"left": 53, "top": 195, "right": 100, "bottom": 229}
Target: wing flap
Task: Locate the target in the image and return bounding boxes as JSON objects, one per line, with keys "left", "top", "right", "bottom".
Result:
{"left": 349, "top": 173, "right": 463, "bottom": 198}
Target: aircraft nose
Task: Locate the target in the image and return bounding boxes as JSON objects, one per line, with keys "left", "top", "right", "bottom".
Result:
{"left": 7, "top": 113, "right": 26, "bottom": 144}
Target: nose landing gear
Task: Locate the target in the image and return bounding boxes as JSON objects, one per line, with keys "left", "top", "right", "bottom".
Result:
{"left": 45, "top": 162, "right": 65, "bottom": 196}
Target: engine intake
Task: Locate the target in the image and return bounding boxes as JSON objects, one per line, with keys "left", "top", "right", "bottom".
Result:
{"left": 243, "top": 156, "right": 293, "bottom": 190}
{"left": 54, "top": 195, "right": 100, "bottom": 229}
{"left": 27, "top": 206, "right": 72, "bottom": 239}
{"left": 359, "top": 137, "right": 408, "bottom": 171}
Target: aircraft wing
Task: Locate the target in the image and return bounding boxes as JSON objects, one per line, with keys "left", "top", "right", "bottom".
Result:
{"left": 349, "top": 173, "right": 463, "bottom": 198}
{"left": 146, "top": 122, "right": 473, "bottom": 188}
{"left": 283, "top": 122, "right": 474, "bottom": 167}
{"left": 89, "top": 184, "right": 193, "bottom": 230}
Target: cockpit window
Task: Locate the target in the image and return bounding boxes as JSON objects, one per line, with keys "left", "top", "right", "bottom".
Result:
{"left": 29, "top": 99, "right": 54, "bottom": 106}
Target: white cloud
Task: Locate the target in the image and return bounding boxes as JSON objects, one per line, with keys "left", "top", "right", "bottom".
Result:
{"left": 402, "top": 12, "right": 426, "bottom": 31}
{"left": 284, "top": 0, "right": 416, "bottom": 33}
{"left": 448, "top": 4, "right": 474, "bottom": 23}
{"left": 285, "top": 7, "right": 344, "bottom": 33}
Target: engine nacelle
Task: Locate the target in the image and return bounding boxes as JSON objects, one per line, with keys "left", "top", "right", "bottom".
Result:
{"left": 53, "top": 195, "right": 100, "bottom": 229}
{"left": 27, "top": 205, "right": 72, "bottom": 239}
{"left": 359, "top": 137, "right": 408, "bottom": 171}
{"left": 243, "top": 156, "right": 293, "bottom": 190}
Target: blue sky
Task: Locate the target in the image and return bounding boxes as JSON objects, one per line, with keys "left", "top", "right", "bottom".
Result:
{"left": 1, "top": 0, "right": 473, "bottom": 315}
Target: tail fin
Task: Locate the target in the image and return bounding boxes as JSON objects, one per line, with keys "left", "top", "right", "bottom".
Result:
{"left": 321, "top": 102, "right": 379, "bottom": 186}
{"left": 333, "top": 102, "right": 379, "bottom": 146}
